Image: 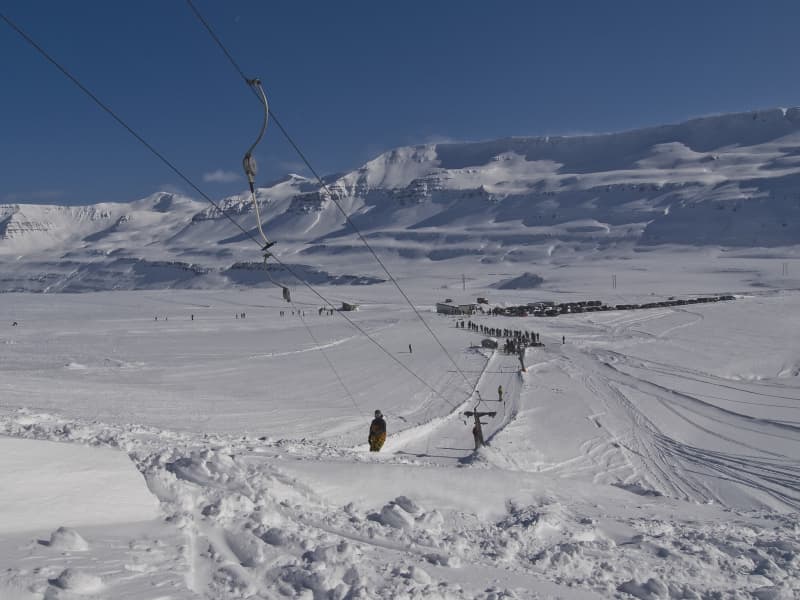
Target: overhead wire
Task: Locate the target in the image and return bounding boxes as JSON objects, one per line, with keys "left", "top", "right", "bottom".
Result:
{"left": 184, "top": 0, "right": 477, "bottom": 397}
{"left": 0, "top": 12, "right": 261, "bottom": 249}
{"left": 0, "top": 9, "right": 458, "bottom": 410}
{"left": 285, "top": 295, "right": 365, "bottom": 418}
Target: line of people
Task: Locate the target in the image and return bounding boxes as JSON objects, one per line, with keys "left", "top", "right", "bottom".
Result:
{"left": 461, "top": 320, "right": 542, "bottom": 353}
{"left": 279, "top": 310, "right": 308, "bottom": 317}
{"left": 462, "top": 320, "right": 540, "bottom": 342}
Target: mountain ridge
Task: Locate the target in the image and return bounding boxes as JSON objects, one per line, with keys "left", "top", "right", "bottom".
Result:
{"left": 3, "top": 107, "right": 800, "bottom": 292}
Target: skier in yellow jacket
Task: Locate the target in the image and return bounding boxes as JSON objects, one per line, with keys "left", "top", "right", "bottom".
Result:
{"left": 369, "top": 410, "right": 387, "bottom": 452}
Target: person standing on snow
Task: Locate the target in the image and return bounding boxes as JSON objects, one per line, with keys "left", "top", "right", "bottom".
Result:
{"left": 498, "top": 385, "right": 503, "bottom": 402}
{"left": 369, "top": 410, "right": 387, "bottom": 452}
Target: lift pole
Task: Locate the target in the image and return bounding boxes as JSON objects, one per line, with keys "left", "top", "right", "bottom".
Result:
{"left": 464, "top": 407, "right": 497, "bottom": 450}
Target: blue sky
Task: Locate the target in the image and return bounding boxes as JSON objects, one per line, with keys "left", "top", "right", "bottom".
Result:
{"left": 3, "top": 0, "right": 800, "bottom": 205}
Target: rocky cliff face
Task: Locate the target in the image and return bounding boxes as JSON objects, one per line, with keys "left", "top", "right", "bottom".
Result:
{"left": 0, "top": 205, "right": 115, "bottom": 240}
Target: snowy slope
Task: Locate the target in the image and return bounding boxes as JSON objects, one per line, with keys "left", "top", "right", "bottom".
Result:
{"left": 0, "top": 278, "right": 798, "bottom": 598}
{"left": 2, "top": 109, "right": 800, "bottom": 598}
{"left": 3, "top": 108, "right": 800, "bottom": 292}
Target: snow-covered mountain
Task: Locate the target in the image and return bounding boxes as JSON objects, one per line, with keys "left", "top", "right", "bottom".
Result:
{"left": 3, "top": 107, "right": 800, "bottom": 291}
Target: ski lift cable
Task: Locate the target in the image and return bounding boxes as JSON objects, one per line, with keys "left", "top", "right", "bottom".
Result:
{"left": 297, "top": 309, "right": 365, "bottom": 417}
{"left": 0, "top": 11, "right": 459, "bottom": 410}
{"left": 0, "top": 8, "right": 356, "bottom": 411}
{"left": 257, "top": 252, "right": 459, "bottom": 408}
{"left": 185, "top": 0, "right": 476, "bottom": 396}
{"left": 261, "top": 260, "right": 363, "bottom": 415}
{"left": 0, "top": 12, "right": 264, "bottom": 251}
{"left": 265, "top": 251, "right": 461, "bottom": 408}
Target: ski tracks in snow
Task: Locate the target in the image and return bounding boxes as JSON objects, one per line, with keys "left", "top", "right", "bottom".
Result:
{"left": 557, "top": 334, "right": 800, "bottom": 510}
{"left": 471, "top": 300, "right": 800, "bottom": 511}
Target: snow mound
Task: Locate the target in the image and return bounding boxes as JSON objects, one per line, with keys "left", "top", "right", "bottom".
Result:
{"left": 224, "top": 529, "right": 264, "bottom": 568}
{"left": 52, "top": 568, "right": 103, "bottom": 593}
{"left": 406, "top": 565, "right": 431, "bottom": 585}
{"left": 47, "top": 526, "right": 89, "bottom": 551}
{"left": 393, "top": 495, "right": 421, "bottom": 514}
{"left": 377, "top": 502, "right": 416, "bottom": 530}
{"left": 373, "top": 496, "right": 440, "bottom": 533}
{"left": 493, "top": 272, "right": 544, "bottom": 290}
{"left": 752, "top": 586, "right": 795, "bottom": 600}
{"left": 617, "top": 577, "right": 669, "bottom": 599}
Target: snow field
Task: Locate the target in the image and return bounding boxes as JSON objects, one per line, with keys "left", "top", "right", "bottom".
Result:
{"left": 0, "top": 281, "right": 798, "bottom": 598}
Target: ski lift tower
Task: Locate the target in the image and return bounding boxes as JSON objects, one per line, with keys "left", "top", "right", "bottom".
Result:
{"left": 464, "top": 394, "right": 496, "bottom": 450}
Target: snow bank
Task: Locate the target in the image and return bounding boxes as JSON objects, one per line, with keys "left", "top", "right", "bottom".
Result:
{"left": 0, "top": 436, "right": 158, "bottom": 534}
{"left": 52, "top": 568, "right": 104, "bottom": 593}
{"left": 47, "top": 526, "right": 90, "bottom": 551}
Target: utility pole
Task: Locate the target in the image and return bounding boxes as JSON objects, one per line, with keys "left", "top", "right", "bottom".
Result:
{"left": 464, "top": 405, "right": 497, "bottom": 450}
{"left": 518, "top": 346, "right": 526, "bottom": 372}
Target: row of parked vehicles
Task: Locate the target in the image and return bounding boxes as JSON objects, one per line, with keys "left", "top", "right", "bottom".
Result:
{"left": 493, "top": 295, "right": 735, "bottom": 318}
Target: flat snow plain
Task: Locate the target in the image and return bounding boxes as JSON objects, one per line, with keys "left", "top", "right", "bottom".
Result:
{"left": 1, "top": 254, "right": 799, "bottom": 599}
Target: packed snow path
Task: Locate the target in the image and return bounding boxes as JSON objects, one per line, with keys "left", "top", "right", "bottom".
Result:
{"left": 387, "top": 348, "right": 525, "bottom": 463}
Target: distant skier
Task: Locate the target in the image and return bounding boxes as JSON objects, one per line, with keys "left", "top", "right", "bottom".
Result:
{"left": 408, "top": 344, "right": 413, "bottom": 354}
{"left": 369, "top": 410, "right": 387, "bottom": 452}
{"left": 498, "top": 385, "right": 503, "bottom": 402}
{"left": 562, "top": 335, "right": 565, "bottom": 344}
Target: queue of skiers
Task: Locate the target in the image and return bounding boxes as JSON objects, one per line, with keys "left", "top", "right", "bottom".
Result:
{"left": 148, "top": 307, "right": 340, "bottom": 321}
{"left": 277, "top": 308, "right": 337, "bottom": 317}
{"left": 459, "top": 320, "right": 542, "bottom": 354}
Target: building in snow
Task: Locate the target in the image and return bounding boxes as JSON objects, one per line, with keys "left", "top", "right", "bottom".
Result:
{"left": 436, "top": 302, "right": 476, "bottom": 316}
